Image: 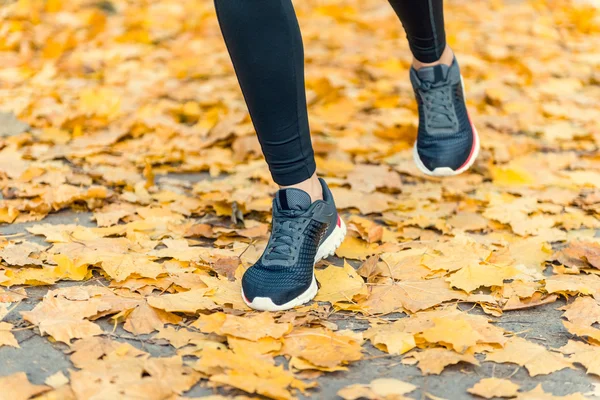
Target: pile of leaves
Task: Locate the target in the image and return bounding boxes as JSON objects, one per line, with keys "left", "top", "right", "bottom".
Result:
{"left": 0, "top": 0, "right": 600, "bottom": 398}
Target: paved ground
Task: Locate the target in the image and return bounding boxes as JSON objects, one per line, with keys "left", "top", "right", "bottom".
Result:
{"left": 1, "top": 196, "right": 599, "bottom": 399}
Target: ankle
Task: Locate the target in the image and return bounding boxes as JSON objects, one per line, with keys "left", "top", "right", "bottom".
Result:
{"left": 412, "top": 45, "right": 454, "bottom": 70}
{"left": 280, "top": 173, "right": 323, "bottom": 203}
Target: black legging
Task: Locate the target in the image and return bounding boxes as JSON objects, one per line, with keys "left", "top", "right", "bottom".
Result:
{"left": 215, "top": 0, "right": 446, "bottom": 186}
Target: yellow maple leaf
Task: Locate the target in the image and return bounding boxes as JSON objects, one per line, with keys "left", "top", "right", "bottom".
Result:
{"left": 447, "top": 263, "right": 519, "bottom": 293}
{"left": 315, "top": 261, "right": 368, "bottom": 304}
{"left": 280, "top": 327, "right": 363, "bottom": 369}
{"left": 364, "top": 322, "right": 416, "bottom": 355}
{"left": 421, "top": 317, "right": 484, "bottom": 353}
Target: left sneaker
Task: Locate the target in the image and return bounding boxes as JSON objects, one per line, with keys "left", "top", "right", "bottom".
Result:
{"left": 241, "top": 178, "right": 346, "bottom": 312}
{"left": 410, "top": 58, "right": 480, "bottom": 176}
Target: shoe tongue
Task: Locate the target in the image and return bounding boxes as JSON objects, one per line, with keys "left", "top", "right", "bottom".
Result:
{"left": 417, "top": 64, "right": 450, "bottom": 84}
{"left": 275, "top": 188, "right": 312, "bottom": 211}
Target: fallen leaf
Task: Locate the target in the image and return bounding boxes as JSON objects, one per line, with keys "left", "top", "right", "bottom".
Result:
{"left": 350, "top": 279, "right": 467, "bottom": 314}
{"left": 280, "top": 327, "right": 363, "bottom": 369}
{"left": 338, "top": 378, "right": 416, "bottom": 400}
{"left": 195, "top": 312, "right": 292, "bottom": 341}
{"left": 516, "top": 384, "right": 588, "bottom": 400}
{"left": 0, "top": 321, "right": 19, "bottom": 348}
{"left": 315, "top": 261, "right": 368, "bottom": 305}
{"left": 560, "top": 340, "right": 600, "bottom": 377}
{"left": 364, "top": 322, "right": 416, "bottom": 355}
{"left": 147, "top": 289, "right": 218, "bottom": 313}
{"left": 44, "top": 371, "right": 69, "bottom": 389}
{"left": 402, "top": 348, "right": 479, "bottom": 375}
{"left": 485, "top": 336, "right": 573, "bottom": 376}
{"left": 421, "top": 317, "right": 484, "bottom": 353}
{"left": 336, "top": 235, "right": 380, "bottom": 260}
{"left": 467, "top": 378, "right": 520, "bottom": 399}
{"left": 21, "top": 295, "right": 107, "bottom": 344}
{"left": 559, "top": 297, "right": 600, "bottom": 326}
{"left": 0, "top": 372, "right": 50, "bottom": 400}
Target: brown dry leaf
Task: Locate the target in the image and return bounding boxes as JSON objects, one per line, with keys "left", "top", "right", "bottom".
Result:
{"left": 211, "top": 257, "right": 241, "bottom": 280}
{"left": 315, "top": 261, "right": 368, "bottom": 305}
{"left": 0, "top": 373, "right": 49, "bottom": 400}
{"left": 338, "top": 378, "right": 416, "bottom": 400}
{"left": 357, "top": 256, "right": 381, "bottom": 280}
{"left": 280, "top": 327, "right": 363, "bottom": 369}
{"left": 402, "top": 348, "right": 480, "bottom": 375}
{"left": 485, "top": 336, "right": 573, "bottom": 376}
{"left": 467, "top": 378, "right": 520, "bottom": 399}
{"left": 559, "top": 241, "right": 600, "bottom": 269}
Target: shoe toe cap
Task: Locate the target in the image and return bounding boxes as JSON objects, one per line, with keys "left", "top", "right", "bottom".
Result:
{"left": 242, "top": 265, "right": 312, "bottom": 306}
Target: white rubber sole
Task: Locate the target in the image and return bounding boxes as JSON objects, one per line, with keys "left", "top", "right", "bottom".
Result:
{"left": 413, "top": 75, "right": 480, "bottom": 177}
{"left": 242, "top": 218, "right": 347, "bottom": 312}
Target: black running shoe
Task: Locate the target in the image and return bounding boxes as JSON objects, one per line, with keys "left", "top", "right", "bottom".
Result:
{"left": 410, "top": 58, "right": 480, "bottom": 176}
{"left": 241, "top": 178, "right": 346, "bottom": 311}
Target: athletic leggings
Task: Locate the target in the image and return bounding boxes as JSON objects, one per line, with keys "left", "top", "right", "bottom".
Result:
{"left": 215, "top": 0, "right": 446, "bottom": 186}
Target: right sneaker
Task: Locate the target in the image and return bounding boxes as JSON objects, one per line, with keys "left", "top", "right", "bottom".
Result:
{"left": 241, "top": 178, "right": 346, "bottom": 311}
{"left": 410, "top": 58, "right": 480, "bottom": 176}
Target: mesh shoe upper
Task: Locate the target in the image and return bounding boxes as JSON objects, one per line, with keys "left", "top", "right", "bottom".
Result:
{"left": 242, "top": 178, "right": 338, "bottom": 306}
{"left": 411, "top": 59, "right": 475, "bottom": 171}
